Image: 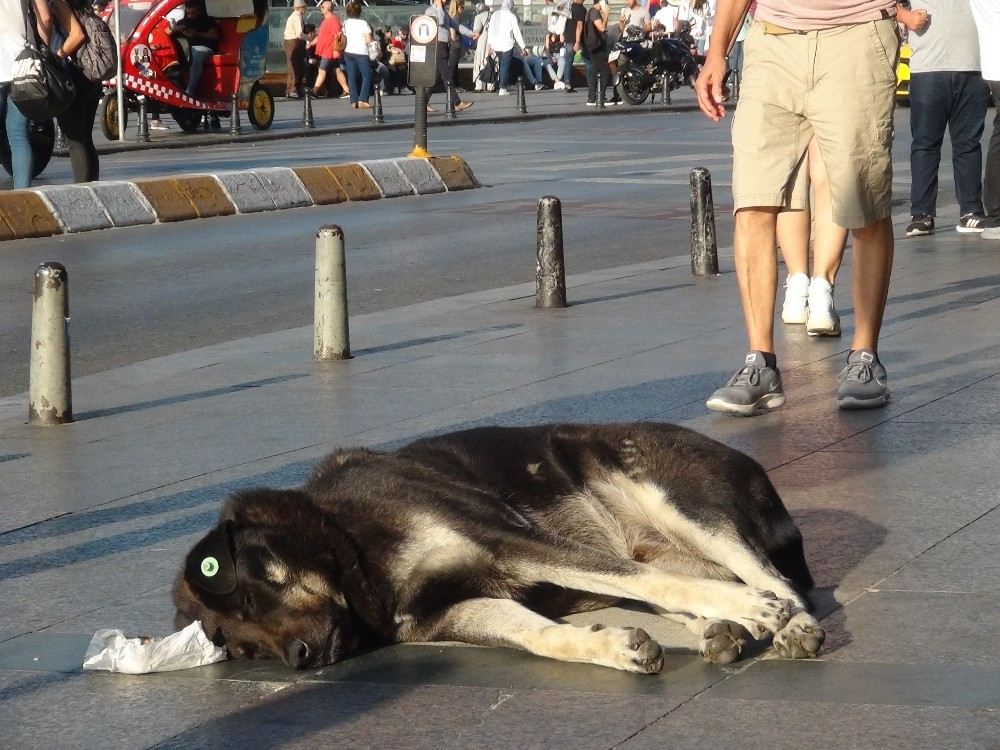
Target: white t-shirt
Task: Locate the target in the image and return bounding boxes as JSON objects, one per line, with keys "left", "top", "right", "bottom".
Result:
{"left": 971, "top": 0, "right": 1000, "bottom": 80}
{"left": 908, "top": 0, "right": 980, "bottom": 74}
{"left": 344, "top": 17, "right": 372, "bottom": 56}
{"left": 652, "top": 3, "right": 689, "bottom": 32}
{"left": 620, "top": 5, "right": 651, "bottom": 31}
{"left": 0, "top": 0, "right": 27, "bottom": 83}
{"left": 284, "top": 10, "right": 305, "bottom": 41}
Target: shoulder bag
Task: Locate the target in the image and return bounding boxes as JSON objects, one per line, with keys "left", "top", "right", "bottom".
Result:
{"left": 10, "top": 0, "right": 77, "bottom": 120}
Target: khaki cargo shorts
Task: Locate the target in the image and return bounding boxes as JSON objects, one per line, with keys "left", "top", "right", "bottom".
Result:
{"left": 731, "top": 18, "right": 900, "bottom": 229}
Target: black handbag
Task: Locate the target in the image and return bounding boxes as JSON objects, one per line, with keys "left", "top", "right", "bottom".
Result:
{"left": 479, "top": 54, "right": 498, "bottom": 84}
{"left": 10, "top": 0, "right": 76, "bottom": 121}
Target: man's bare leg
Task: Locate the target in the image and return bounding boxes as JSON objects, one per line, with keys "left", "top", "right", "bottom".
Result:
{"left": 849, "top": 216, "right": 894, "bottom": 352}
{"left": 735, "top": 207, "right": 781, "bottom": 352}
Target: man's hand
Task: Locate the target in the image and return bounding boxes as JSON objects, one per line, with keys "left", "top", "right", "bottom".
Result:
{"left": 897, "top": 5, "right": 929, "bottom": 32}
{"left": 695, "top": 53, "right": 728, "bottom": 122}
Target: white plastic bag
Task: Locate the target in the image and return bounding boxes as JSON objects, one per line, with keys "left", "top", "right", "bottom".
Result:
{"left": 82, "top": 620, "right": 227, "bottom": 674}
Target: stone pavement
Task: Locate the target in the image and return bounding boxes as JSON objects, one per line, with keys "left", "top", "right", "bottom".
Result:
{"left": 1, "top": 205, "right": 1000, "bottom": 748}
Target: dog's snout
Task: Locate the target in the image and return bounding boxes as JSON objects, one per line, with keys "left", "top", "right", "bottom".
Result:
{"left": 284, "top": 638, "right": 312, "bottom": 669}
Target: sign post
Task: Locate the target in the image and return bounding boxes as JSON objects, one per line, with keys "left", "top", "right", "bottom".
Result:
{"left": 407, "top": 14, "right": 439, "bottom": 157}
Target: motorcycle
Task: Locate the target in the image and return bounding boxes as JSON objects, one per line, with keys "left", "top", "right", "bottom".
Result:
{"left": 99, "top": 0, "right": 274, "bottom": 138}
{"left": 610, "top": 25, "right": 699, "bottom": 106}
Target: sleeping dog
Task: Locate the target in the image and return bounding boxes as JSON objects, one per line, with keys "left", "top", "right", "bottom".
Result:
{"left": 174, "top": 422, "right": 824, "bottom": 672}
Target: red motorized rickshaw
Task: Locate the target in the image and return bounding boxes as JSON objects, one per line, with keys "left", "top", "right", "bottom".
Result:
{"left": 100, "top": 0, "right": 275, "bottom": 136}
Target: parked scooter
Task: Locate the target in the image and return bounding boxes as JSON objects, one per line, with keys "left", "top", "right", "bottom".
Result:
{"left": 610, "top": 25, "right": 699, "bottom": 106}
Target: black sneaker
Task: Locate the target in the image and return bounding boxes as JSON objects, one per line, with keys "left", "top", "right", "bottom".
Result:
{"left": 957, "top": 213, "right": 987, "bottom": 233}
{"left": 905, "top": 216, "right": 934, "bottom": 237}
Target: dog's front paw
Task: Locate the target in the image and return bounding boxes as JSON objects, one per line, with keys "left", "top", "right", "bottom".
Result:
{"left": 729, "top": 588, "right": 793, "bottom": 639}
{"left": 699, "top": 619, "right": 748, "bottom": 665}
{"left": 772, "top": 612, "right": 825, "bottom": 659}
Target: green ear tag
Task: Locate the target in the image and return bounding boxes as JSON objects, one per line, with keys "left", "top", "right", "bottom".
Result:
{"left": 201, "top": 556, "right": 220, "bottom": 578}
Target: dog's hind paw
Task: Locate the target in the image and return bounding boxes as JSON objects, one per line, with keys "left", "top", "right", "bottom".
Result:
{"left": 772, "top": 612, "right": 825, "bottom": 659}
{"left": 699, "top": 620, "right": 748, "bottom": 665}
{"left": 614, "top": 627, "right": 664, "bottom": 674}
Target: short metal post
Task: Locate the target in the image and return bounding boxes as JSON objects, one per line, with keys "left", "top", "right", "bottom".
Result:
{"left": 136, "top": 96, "right": 150, "bottom": 142}
{"left": 410, "top": 86, "right": 430, "bottom": 157}
{"left": 29, "top": 263, "right": 73, "bottom": 425}
{"left": 445, "top": 82, "right": 457, "bottom": 120}
{"left": 314, "top": 225, "right": 352, "bottom": 360}
{"left": 597, "top": 72, "right": 604, "bottom": 109}
{"left": 535, "top": 196, "right": 567, "bottom": 308}
{"left": 373, "top": 82, "right": 385, "bottom": 124}
{"left": 53, "top": 122, "right": 67, "bottom": 151}
{"left": 690, "top": 167, "right": 719, "bottom": 276}
{"left": 229, "top": 92, "right": 242, "bottom": 135}
{"left": 516, "top": 77, "right": 527, "bottom": 114}
{"left": 662, "top": 73, "right": 670, "bottom": 107}
{"left": 302, "top": 89, "right": 315, "bottom": 129}
{"left": 202, "top": 110, "right": 212, "bottom": 131}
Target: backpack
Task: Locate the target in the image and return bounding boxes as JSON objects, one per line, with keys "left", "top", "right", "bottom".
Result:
{"left": 333, "top": 31, "right": 347, "bottom": 53}
{"left": 75, "top": 7, "right": 118, "bottom": 82}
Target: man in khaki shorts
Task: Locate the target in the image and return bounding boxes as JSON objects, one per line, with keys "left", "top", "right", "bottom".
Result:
{"left": 695, "top": 0, "right": 899, "bottom": 415}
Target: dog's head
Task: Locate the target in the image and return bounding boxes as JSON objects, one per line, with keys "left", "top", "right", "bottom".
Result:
{"left": 173, "top": 488, "right": 375, "bottom": 669}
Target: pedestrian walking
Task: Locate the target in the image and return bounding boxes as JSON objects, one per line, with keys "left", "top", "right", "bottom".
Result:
{"left": 486, "top": 0, "right": 527, "bottom": 97}
{"left": 283, "top": 0, "right": 309, "bottom": 97}
{"left": 424, "top": 0, "right": 475, "bottom": 111}
{"left": 1, "top": 0, "right": 50, "bottom": 189}
{"left": 697, "top": 0, "right": 900, "bottom": 414}
{"left": 582, "top": 0, "right": 611, "bottom": 106}
{"left": 311, "top": 0, "right": 349, "bottom": 98}
{"left": 342, "top": 0, "right": 374, "bottom": 109}
{"left": 902, "top": 0, "right": 989, "bottom": 238}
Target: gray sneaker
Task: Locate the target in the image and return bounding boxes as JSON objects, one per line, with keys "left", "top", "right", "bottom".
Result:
{"left": 706, "top": 352, "right": 786, "bottom": 416}
{"left": 837, "top": 349, "right": 890, "bottom": 409}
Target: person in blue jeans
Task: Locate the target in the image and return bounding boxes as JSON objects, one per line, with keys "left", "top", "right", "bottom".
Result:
{"left": 1, "top": 0, "right": 49, "bottom": 189}
{"left": 1, "top": 87, "right": 32, "bottom": 189}
{"left": 902, "top": 0, "right": 990, "bottom": 237}
{"left": 343, "top": 0, "right": 374, "bottom": 108}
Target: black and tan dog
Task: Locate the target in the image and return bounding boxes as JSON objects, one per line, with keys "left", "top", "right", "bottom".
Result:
{"left": 174, "top": 422, "right": 825, "bottom": 673}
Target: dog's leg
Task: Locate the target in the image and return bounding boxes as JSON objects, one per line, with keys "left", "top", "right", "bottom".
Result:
{"left": 509, "top": 557, "right": 792, "bottom": 640}
{"left": 433, "top": 598, "right": 664, "bottom": 674}
{"left": 588, "top": 473, "right": 825, "bottom": 657}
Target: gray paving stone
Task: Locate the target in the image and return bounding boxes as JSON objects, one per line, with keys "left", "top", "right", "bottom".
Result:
{"left": 249, "top": 167, "right": 312, "bottom": 208}
{"left": 360, "top": 159, "right": 417, "bottom": 198}
{"left": 151, "top": 681, "right": 675, "bottom": 750}
{"left": 822, "top": 590, "right": 1000, "bottom": 668}
{"left": 618, "top": 697, "right": 1000, "bottom": 750}
{"left": 32, "top": 186, "right": 111, "bottom": 233}
{"left": 396, "top": 157, "right": 446, "bottom": 194}
{"left": 0, "top": 670, "right": 279, "bottom": 750}
{"left": 88, "top": 181, "right": 157, "bottom": 227}
{"left": 213, "top": 171, "right": 277, "bottom": 214}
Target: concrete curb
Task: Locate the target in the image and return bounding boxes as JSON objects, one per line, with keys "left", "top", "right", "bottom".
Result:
{"left": 0, "top": 155, "right": 480, "bottom": 241}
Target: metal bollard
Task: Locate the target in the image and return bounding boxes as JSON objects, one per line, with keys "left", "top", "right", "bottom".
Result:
{"left": 202, "top": 110, "right": 212, "bottom": 131}
{"left": 53, "top": 122, "right": 67, "bottom": 151}
{"left": 29, "top": 263, "right": 73, "bottom": 425}
{"left": 662, "top": 73, "right": 671, "bottom": 107}
{"left": 445, "top": 82, "right": 457, "bottom": 120}
{"left": 314, "top": 225, "right": 352, "bottom": 360}
{"left": 302, "top": 89, "right": 315, "bottom": 129}
{"left": 597, "top": 72, "right": 604, "bottom": 109}
{"left": 229, "top": 92, "right": 242, "bottom": 135}
{"left": 516, "top": 77, "right": 527, "bottom": 114}
{"left": 689, "top": 167, "right": 719, "bottom": 276}
{"left": 535, "top": 196, "right": 567, "bottom": 308}
{"left": 136, "top": 96, "right": 150, "bottom": 143}
{"left": 373, "top": 82, "right": 385, "bottom": 124}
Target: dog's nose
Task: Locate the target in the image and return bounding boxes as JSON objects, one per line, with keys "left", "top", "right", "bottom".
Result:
{"left": 284, "top": 639, "right": 311, "bottom": 669}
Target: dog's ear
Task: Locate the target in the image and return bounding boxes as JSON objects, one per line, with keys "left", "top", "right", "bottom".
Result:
{"left": 548, "top": 427, "right": 624, "bottom": 487}
{"left": 184, "top": 520, "right": 238, "bottom": 596}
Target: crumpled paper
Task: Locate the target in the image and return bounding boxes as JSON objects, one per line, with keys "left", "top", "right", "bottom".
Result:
{"left": 82, "top": 620, "right": 227, "bottom": 674}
